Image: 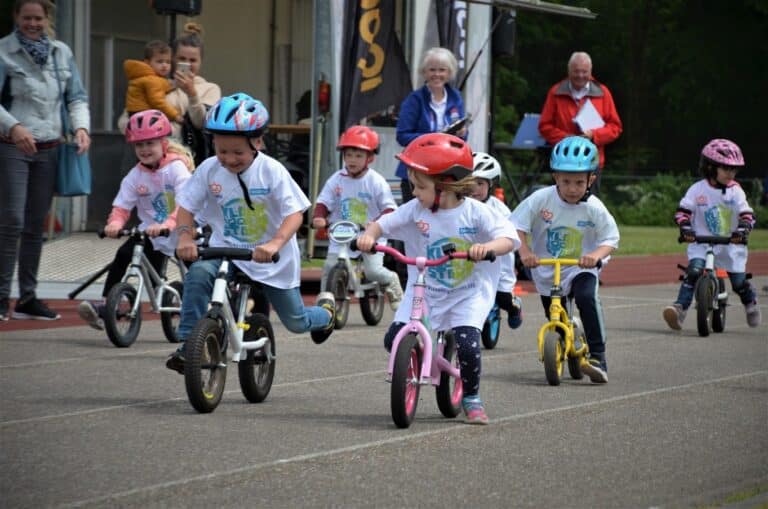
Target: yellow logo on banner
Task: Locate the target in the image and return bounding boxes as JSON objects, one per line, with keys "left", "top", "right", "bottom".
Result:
{"left": 357, "top": 0, "right": 384, "bottom": 92}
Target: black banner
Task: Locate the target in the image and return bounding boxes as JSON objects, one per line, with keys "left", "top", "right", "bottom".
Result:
{"left": 340, "top": 0, "right": 412, "bottom": 129}
{"left": 435, "top": 0, "right": 467, "bottom": 85}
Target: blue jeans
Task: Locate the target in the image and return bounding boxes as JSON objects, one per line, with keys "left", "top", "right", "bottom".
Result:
{"left": 0, "top": 143, "right": 57, "bottom": 302}
{"left": 177, "top": 258, "right": 332, "bottom": 340}
{"left": 675, "top": 258, "right": 755, "bottom": 309}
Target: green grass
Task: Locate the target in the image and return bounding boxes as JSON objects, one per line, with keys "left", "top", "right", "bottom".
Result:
{"left": 616, "top": 226, "right": 768, "bottom": 256}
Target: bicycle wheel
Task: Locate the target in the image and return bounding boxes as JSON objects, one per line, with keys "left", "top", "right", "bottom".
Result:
{"left": 712, "top": 277, "right": 727, "bottom": 333}
{"left": 160, "top": 281, "right": 184, "bottom": 343}
{"left": 184, "top": 317, "right": 227, "bottom": 413}
{"left": 391, "top": 334, "right": 422, "bottom": 428}
{"left": 543, "top": 330, "right": 563, "bottom": 386}
{"left": 360, "top": 287, "right": 384, "bottom": 326}
{"left": 327, "top": 266, "right": 349, "bottom": 330}
{"left": 568, "top": 320, "right": 585, "bottom": 380}
{"left": 695, "top": 276, "right": 716, "bottom": 337}
{"left": 238, "top": 313, "right": 276, "bottom": 403}
{"left": 436, "top": 332, "right": 462, "bottom": 418}
{"left": 481, "top": 305, "right": 501, "bottom": 349}
{"left": 104, "top": 282, "right": 142, "bottom": 348}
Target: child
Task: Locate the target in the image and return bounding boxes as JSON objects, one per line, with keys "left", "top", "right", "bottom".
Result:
{"left": 78, "top": 110, "right": 192, "bottom": 329}
{"left": 663, "top": 138, "right": 761, "bottom": 330}
{"left": 357, "top": 133, "right": 519, "bottom": 425}
{"left": 470, "top": 151, "right": 523, "bottom": 329}
{"left": 510, "top": 136, "right": 619, "bottom": 384}
{"left": 312, "top": 125, "right": 403, "bottom": 310}
{"left": 166, "top": 93, "right": 335, "bottom": 373}
{"left": 124, "top": 40, "right": 183, "bottom": 124}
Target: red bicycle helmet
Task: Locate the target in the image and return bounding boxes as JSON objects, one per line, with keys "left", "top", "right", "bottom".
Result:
{"left": 337, "top": 125, "right": 380, "bottom": 153}
{"left": 125, "top": 110, "right": 172, "bottom": 143}
{"left": 395, "top": 133, "right": 473, "bottom": 181}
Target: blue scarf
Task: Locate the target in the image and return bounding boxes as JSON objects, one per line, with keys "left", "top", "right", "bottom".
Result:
{"left": 15, "top": 28, "right": 50, "bottom": 66}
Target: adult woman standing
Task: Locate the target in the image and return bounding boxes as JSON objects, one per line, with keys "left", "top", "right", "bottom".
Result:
{"left": 118, "top": 22, "right": 221, "bottom": 164}
{"left": 395, "top": 47, "right": 466, "bottom": 203}
{"left": 0, "top": 0, "right": 91, "bottom": 321}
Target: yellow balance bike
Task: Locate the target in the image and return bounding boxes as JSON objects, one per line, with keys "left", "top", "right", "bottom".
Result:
{"left": 536, "top": 258, "right": 601, "bottom": 386}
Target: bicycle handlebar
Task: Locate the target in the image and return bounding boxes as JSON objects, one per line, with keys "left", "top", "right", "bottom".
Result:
{"left": 98, "top": 227, "right": 170, "bottom": 239}
{"left": 197, "top": 246, "right": 280, "bottom": 263}
{"left": 678, "top": 234, "right": 747, "bottom": 246}
{"left": 352, "top": 240, "right": 495, "bottom": 266}
{"left": 538, "top": 258, "right": 603, "bottom": 269}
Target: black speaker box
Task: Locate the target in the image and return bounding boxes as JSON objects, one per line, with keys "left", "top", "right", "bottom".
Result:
{"left": 153, "top": 0, "right": 202, "bottom": 16}
{"left": 492, "top": 9, "right": 516, "bottom": 57}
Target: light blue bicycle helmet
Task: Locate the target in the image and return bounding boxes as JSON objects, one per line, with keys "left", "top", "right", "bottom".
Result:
{"left": 550, "top": 136, "right": 598, "bottom": 172}
{"left": 205, "top": 93, "right": 269, "bottom": 137}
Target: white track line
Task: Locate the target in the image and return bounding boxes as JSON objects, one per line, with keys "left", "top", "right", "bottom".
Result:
{"left": 59, "top": 370, "right": 767, "bottom": 509}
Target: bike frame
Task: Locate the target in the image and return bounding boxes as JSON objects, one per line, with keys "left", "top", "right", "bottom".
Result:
{"left": 536, "top": 258, "right": 588, "bottom": 360}
{"left": 693, "top": 236, "right": 732, "bottom": 306}
{"left": 375, "top": 244, "right": 465, "bottom": 386}
{"left": 328, "top": 221, "right": 380, "bottom": 298}
{"left": 119, "top": 230, "right": 184, "bottom": 318}
{"left": 204, "top": 252, "right": 273, "bottom": 363}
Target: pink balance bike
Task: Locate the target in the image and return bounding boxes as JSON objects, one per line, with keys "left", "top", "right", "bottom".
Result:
{"left": 354, "top": 240, "right": 495, "bottom": 428}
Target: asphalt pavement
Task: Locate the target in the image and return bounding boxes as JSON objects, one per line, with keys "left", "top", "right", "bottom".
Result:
{"left": 1, "top": 279, "right": 766, "bottom": 508}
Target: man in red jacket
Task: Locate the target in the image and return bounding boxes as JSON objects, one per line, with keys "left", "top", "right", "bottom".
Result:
{"left": 539, "top": 51, "right": 622, "bottom": 195}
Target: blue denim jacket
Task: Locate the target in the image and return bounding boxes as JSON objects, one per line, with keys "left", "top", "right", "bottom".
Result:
{"left": 0, "top": 34, "right": 90, "bottom": 141}
{"left": 394, "top": 84, "right": 466, "bottom": 179}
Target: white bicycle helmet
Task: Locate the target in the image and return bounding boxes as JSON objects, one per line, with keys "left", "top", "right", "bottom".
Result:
{"left": 472, "top": 152, "right": 501, "bottom": 181}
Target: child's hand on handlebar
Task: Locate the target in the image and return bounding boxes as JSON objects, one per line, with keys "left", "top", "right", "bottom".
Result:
{"left": 104, "top": 223, "right": 121, "bottom": 238}
{"left": 311, "top": 217, "right": 327, "bottom": 229}
{"left": 468, "top": 243, "right": 491, "bottom": 261}
{"left": 145, "top": 224, "right": 167, "bottom": 237}
{"left": 176, "top": 237, "right": 198, "bottom": 261}
{"left": 356, "top": 234, "right": 376, "bottom": 253}
{"left": 579, "top": 254, "right": 601, "bottom": 268}
{"left": 253, "top": 242, "right": 279, "bottom": 263}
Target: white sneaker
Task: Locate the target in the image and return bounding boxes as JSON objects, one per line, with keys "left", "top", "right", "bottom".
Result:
{"left": 384, "top": 273, "right": 404, "bottom": 311}
{"left": 78, "top": 301, "right": 104, "bottom": 330}
{"left": 745, "top": 302, "right": 762, "bottom": 328}
{"left": 663, "top": 304, "right": 686, "bottom": 331}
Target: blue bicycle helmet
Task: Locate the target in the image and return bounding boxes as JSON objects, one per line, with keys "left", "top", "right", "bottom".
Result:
{"left": 550, "top": 136, "right": 598, "bottom": 172}
{"left": 205, "top": 93, "right": 269, "bottom": 137}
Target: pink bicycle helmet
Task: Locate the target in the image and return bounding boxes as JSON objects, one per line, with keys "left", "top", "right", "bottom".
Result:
{"left": 125, "top": 110, "right": 172, "bottom": 143}
{"left": 699, "top": 138, "right": 745, "bottom": 178}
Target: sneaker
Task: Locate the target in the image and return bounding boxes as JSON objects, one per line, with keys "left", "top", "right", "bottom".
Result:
{"left": 384, "top": 274, "right": 404, "bottom": 311}
{"left": 745, "top": 301, "right": 762, "bottom": 328}
{"left": 581, "top": 357, "right": 608, "bottom": 384}
{"left": 310, "top": 292, "right": 336, "bottom": 344}
{"left": 508, "top": 295, "right": 523, "bottom": 329}
{"left": 165, "top": 348, "right": 186, "bottom": 374}
{"left": 12, "top": 297, "right": 60, "bottom": 320}
{"left": 663, "top": 303, "right": 686, "bottom": 331}
{"left": 78, "top": 301, "right": 105, "bottom": 330}
{"left": 0, "top": 298, "right": 9, "bottom": 321}
{"left": 462, "top": 397, "right": 489, "bottom": 425}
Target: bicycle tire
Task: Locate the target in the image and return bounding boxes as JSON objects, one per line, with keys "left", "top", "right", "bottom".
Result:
{"left": 695, "top": 276, "right": 716, "bottom": 337}
{"left": 391, "top": 334, "right": 422, "bottom": 428}
{"left": 568, "top": 319, "right": 585, "bottom": 380}
{"left": 327, "top": 266, "right": 349, "bottom": 330}
{"left": 712, "top": 277, "right": 727, "bottom": 333}
{"left": 436, "top": 332, "right": 462, "bottom": 418}
{"left": 184, "top": 317, "right": 227, "bottom": 413}
{"left": 104, "top": 282, "right": 142, "bottom": 348}
{"left": 360, "top": 287, "right": 384, "bottom": 326}
{"left": 238, "top": 313, "right": 276, "bottom": 403}
{"left": 543, "top": 330, "right": 563, "bottom": 386}
{"left": 481, "top": 305, "right": 501, "bottom": 349}
{"left": 160, "top": 281, "right": 184, "bottom": 343}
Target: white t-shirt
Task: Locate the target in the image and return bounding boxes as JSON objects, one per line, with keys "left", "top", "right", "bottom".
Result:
{"left": 113, "top": 160, "right": 191, "bottom": 256}
{"left": 679, "top": 179, "right": 753, "bottom": 272}
{"left": 177, "top": 152, "right": 310, "bottom": 289}
{"left": 480, "top": 196, "right": 518, "bottom": 292}
{"left": 316, "top": 167, "right": 397, "bottom": 256}
{"left": 511, "top": 186, "right": 620, "bottom": 296}
{"left": 378, "top": 198, "right": 520, "bottom": 331}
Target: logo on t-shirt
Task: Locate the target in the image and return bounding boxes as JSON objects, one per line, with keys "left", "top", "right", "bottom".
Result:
{"left": 540, "top": 208, "right": 554, "bottom": 224}
{"left": 210, "top": 182, "right": 222, "bottom": 195}
{"left": 222, "top": 198, "right": 268, "bottom": 243}
{"left": 427, "top": 237, "right": 473, "bottom": 289}
{"left": 152, "top": 192, "right": 171, "bottom": 223}
{"left": 340, "top": 198, "right": 368, "bottom": 225}
{"left": 546, "top": 226, "right": 582, "bottom": 258}
{"left": 416, "top": 220, "right": 430, "bottom": 236}
{"left": 704, "top": 205, "right": 732, "bottom": 236}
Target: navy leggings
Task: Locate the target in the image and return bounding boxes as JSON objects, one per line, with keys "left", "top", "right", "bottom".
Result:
{"left": 384, "top": 322, "right": 482, "bottom": 397}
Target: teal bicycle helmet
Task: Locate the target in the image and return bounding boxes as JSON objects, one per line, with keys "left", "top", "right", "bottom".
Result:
{"left": 205, "top": 93, "right": 269, "bottom": 137}
{"left": 550, "top": 136, "right": 598, "bottom": 172}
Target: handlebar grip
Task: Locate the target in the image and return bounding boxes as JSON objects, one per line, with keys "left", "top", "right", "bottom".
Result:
{"left": 596, "top": 259, "right": 603, "bottom": 269}
{"left": 483, "top": 250, "right": 496, "bottom": 263}
{"left": 350, "top": 239, "right": 376, "bottom": 254}
{"left": 271, "top": 253, "right": 280, "bottom": 263}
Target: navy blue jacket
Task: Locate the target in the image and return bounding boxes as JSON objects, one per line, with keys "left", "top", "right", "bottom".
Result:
{"left": 395, "top": 84, "right": 466, "bottom": 179}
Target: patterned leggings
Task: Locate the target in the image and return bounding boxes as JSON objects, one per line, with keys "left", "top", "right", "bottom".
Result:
{"left": 383, "top": 323, "right": 482, "bottom": 397}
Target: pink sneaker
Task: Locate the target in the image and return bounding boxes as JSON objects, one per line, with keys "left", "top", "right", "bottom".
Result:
{"left": 462, "top": 398, "right": 489, "bottom": 425}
